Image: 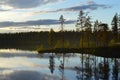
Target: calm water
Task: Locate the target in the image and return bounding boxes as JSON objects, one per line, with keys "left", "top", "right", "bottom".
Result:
{"left": 0, "top": 49, "right": 120, "bottom": 80}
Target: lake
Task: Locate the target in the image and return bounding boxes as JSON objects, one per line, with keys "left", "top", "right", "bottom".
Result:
{"left": 0, "top": 49, "right": 120, "bottom": 80}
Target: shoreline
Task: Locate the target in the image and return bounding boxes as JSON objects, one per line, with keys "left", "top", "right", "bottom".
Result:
{"left": 38, "top": 46, "right": 120, "bottom": 58}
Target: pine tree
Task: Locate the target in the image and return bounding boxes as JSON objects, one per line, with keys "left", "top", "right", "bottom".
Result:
{"left": 99, "top": 23, "right": 109, "bottom": 47}
{"left": 111, "top": 13, "right": 119, "bottom": 42}
{"left": 93, "top": 20, "right": 100, "bottom": 47}
{"left": 48, "top": 29, "right": 55, "bottom": 49}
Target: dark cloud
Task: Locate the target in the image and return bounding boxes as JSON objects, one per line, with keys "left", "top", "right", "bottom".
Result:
{"left": 0, "top": 19, "right": 75, "bottom": 27}
{"left": 6, "top": 0, "right": 41, "bottom": 8}
{"left": 87, "top": 1, "right": 96, "bottom": 5}
{"left": 0, "top": 0, "right": 65, "bottom": 9}
{"left": 0, "top": 0, "right": 110, "bottom": 11}
{"left": 34, "top": 1, "right": 111, "bottom": 14}
{"left": 57, "top": 2, "right": 111, "bottom": 11}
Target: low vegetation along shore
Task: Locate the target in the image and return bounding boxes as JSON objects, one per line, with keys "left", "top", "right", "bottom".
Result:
{"left": 38, "top": 46, "right": 120, "bottom": 58}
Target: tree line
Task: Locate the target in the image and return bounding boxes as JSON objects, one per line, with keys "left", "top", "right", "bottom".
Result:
{"left": 0, "top": 29, "right": 119, "bottom": 50}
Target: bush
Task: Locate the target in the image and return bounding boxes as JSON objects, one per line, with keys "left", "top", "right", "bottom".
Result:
{"left": 37, "top": 45, "right": 44, "bottom": 51}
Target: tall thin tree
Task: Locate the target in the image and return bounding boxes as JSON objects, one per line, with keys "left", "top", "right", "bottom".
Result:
{"left": 59, "top": 15, "right": 65, "bottom": 80}
{"left": 48, "top": 28, "right": 55, "bottom": 49}
{"left": 93, "top": 20, "right": 100, "bottom": 47}
{"left": 111, "top": 13, "right": 119, "bottom": 42}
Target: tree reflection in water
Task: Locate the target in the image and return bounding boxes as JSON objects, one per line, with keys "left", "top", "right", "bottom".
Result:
{"left": 113, "top": 58, "right": 118, "bottom": 80}
{"left": 74, "top": 54, "right": 120, "bottom": 80}
{"left": 98, "top": 58, "right": 109, "bottom": 80}
{"left": 49, "top": 53, "right": 55, "bottom": 74}
{"left": 59, "top": 53, "right": 65, "bottom": 80}
{"left": 75, "top": 54, "right": 93, "bottom": 80}
{"left": 48, "top": 53, "right": 120, "bottom": 80}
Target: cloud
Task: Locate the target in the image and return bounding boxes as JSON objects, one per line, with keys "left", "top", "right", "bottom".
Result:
{"left": 34, "top": 1, "right": 111, "bottom": 14}
{"left": 0, "top": 0, "right": 65, "bottom": 10}
{"left": 0, "top": 11, "right": 36, "bottom": 22}
{"left": 0, "top": 19, "right": 75, "bottom": 27}
{"left": 58, "top": 3, "right": 111, "bottom": 11}
{"left": 66, "top": 1, "right": 111, "bottom": 11}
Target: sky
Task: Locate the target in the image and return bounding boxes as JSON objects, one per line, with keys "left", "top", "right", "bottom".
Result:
{"left": 0, "top": 0, "right": 119, "bottom": 33}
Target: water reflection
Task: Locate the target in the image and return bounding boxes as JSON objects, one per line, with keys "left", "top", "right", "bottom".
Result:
{"left": 59, "top": 53, "right": 65, "bottom": 80}
{"left": 0, "top": 49, "right": 120, "bottom": 80}
{"left": 77, "top": 55, "right": 120, "bottom": 80}
{"left": 47, "top": 53, "right": 120, "bottom": 80}
{"left": 49, "top": 53, "right": 55, "bottom": 74}
{"left": 0, "top": 49, "right": 37, "bottom": 57}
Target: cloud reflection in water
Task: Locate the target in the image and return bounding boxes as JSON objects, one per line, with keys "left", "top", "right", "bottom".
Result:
{"left": 0, "top": 70, "right": 61, "bottom": 80}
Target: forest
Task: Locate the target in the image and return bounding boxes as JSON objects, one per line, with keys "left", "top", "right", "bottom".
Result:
{"left": 0, "top": 30, "right": 119, "bottom": 51}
